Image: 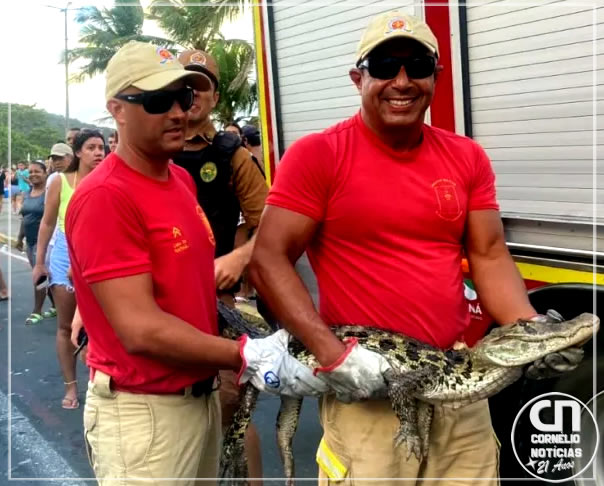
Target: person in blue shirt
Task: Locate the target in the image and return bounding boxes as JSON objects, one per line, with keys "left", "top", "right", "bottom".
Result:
{"left": 15, "top": 161, "right": 30, "bottom": 213}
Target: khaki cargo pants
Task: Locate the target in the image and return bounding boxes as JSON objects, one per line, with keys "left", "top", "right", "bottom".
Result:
{"left": 84, "top": 370, "right": 222, "bottom": 485}
{"left": 317, "top": 396, "right": 499, "bottom": 485}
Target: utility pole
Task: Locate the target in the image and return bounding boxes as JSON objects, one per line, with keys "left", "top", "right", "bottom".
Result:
{"left": 64, "top": 3, "right": 70, "bottom": 137}
{"left": 46, "top": 2, "right": 72, "bottom": 137}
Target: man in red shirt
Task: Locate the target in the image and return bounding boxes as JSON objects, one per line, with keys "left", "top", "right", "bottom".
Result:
{"left": 66, "top": 41, "right": 327, "bottom": 485}
{"left": 249, "top": 11, "right": 575, "bottom": 485}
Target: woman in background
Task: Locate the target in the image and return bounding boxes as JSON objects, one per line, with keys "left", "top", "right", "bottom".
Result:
{"left": 16, "top": 161, "right": 51, "bottom": 324}
{"left": 224, "top": 122, "right": 242, "bottom": 137}
{"left": 107, "top": 130, "right": 118, "bottom": 153}
{"left": 33, "top": 130, "right": 105, "bottom": 410}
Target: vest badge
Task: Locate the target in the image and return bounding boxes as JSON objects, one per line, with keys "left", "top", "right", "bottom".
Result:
{"left": 200, "top": 161, "right": 218, "bottom": 183}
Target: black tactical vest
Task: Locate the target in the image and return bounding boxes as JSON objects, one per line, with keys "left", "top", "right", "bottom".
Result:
{"left": 172, "top": 131, "right": 241, "bottom": 259}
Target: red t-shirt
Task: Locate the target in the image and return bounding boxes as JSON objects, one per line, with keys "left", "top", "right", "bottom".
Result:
{"left": 65, "top": 153, "right": 218, "bottom": 394}
{"left": 267, "top": 113, "right": 499, "bottom": 349}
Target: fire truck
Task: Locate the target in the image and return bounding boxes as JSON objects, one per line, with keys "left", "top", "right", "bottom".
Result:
{"left": 249, "top": 1, "right": 602, "bottom": 483}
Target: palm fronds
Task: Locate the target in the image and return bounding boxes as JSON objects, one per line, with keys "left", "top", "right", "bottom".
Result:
{"left": 70, "top": 0, "right": 257, "bottom": 122}
{"left": 68, "top": 0, "right": 172, "bottom": 81}
{"left": 208, "top": 38, "right": 257, "bottom": 125}
{"left": 148, "top": 0, "right": 245, "bottom": 50}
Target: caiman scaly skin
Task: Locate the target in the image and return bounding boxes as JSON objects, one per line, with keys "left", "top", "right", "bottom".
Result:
{"left": 219, "top": 384, "right": 259, "bottom": 483}
{"left": 217, "top": 302, "right": 599, "bottom": 486}
{"left": 276, "top": 396, "right": 303, "bottom": 486}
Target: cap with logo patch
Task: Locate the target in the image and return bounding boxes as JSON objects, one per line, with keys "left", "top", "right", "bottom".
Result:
{"left": 50, "top": 143, "right": 73, "bottom": 157}
{"left": 356, "top": 11, "right": 439, "bottom": 64}
{"left": 178, "top": 50, "right": 220, "bottom": 89}
{"left": 241, "top": 125, "right": 261, "bottom": 146}
{"left": 105, "top": 41, "right": 212, "bottom": 101}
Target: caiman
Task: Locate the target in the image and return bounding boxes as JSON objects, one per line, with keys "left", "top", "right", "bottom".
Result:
{"left": 216, "top": 302, "right": 599, "bottom": 486}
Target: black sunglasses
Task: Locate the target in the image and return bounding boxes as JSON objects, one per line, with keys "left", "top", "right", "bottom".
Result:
{"left": 358, "top": 56, "right": 436, "bottom": 80}
{"left": 115, "top": 87, "right": 194, "bottom": 114}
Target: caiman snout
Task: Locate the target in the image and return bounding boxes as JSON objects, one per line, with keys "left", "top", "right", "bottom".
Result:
{"left": 471, "top": 313, "right": 599, "bottom": 368}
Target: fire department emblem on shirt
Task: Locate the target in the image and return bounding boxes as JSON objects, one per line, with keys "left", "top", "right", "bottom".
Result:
{"left": 432, "top": 179, "right": 462, "bottom": 221}
{"left": 386, "top": 17, "right": 413, "bottom": 34}
{"left": 171, "top": 226, "right": 189, "bottom": 253}
{"left": 196, "top": 205, "right": 216, "bottom": 246}
{"left": 200, "top": 162, "right": 217, "bottom": 183}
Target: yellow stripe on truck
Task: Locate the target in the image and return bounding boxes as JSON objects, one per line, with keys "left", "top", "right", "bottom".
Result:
{"left": 252, "top": 4, "right": 273, "bottom": 186}
{"left": 316, "top": 438, "right": 347, "bottom": 481}
{"left": 517, "top": 262, "right": 604, "bottom": 285}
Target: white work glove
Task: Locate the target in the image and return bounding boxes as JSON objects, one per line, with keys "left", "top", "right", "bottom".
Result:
{"left": 313, "top": 338, "right": 392, "bottom": 403}
{"left": 525, "top": 310, "right": 585, "bottom": 379}
{"left": 237, "top": 329, "right": 329, "bottom": 398}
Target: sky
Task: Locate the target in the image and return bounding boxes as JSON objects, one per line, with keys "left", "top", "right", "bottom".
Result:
{"left": 0, "top": 0, "right": 255, "bottom": 128}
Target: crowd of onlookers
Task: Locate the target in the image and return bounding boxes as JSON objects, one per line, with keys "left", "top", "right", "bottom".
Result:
{"left": 224, "top": 122, "right": 265, "bottom": 177}
{"left": 1, "top": 129, "right": 120, "bottom": 214}
{"left": 0, "top": 123, "right": 254, "bottom": 220}
{"left": 1, "top": 128, "right": 115, "bottom": 407}
{"left": 1, "top": 120, "right": 261, "bottom": 410}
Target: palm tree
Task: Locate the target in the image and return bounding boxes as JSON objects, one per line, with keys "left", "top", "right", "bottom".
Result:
{"left": 68, "top": 0, "right": 173, "bottom": 81}
{"left": 70, "top": 0, "right": 257, "bottom": 122}
{"left": 209, "top": 38, "right": 257, "bottom": 125}
{"left": 149, "top": 1, "right": 256, "bottom": 123}
{"left": 148, "top": 0, "right": 246, "bottom": 51}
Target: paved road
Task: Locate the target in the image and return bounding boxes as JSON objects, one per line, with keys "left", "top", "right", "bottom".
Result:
{"left": 0, "top": 204, "right": 324, "bottom": 485}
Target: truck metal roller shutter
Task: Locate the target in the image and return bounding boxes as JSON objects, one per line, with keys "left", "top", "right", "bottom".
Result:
{"left": 465, "top": 1, "right": 604, "bottom": 231}
{"left": 269, "top": 0, "right": 421, "bottom": 149}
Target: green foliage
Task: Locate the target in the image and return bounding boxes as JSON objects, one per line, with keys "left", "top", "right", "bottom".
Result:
{"left": 148, "top": 1, "right": 257, "bottom": 124}
{"left": 0, "top": 126, "right": 48, "bottom": 165}
{"left": 69, "top": 0, "right": 257, "bottom": 127}
{"left": 68, "top": 0, "right": 173, "bottom": 81}
{"left": 0, "top": 103, "right": 106, "bottom": 165}
{"left": 148, "top": 0, "right": 245, "bottom": 51}
{"left": 209, "top": 38, "right": 257, "bottom": 125}
{"left": 240, "top": 115, "right": 259, "bottom": 127}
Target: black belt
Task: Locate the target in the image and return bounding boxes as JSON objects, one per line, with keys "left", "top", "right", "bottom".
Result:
{"left": 185, "top": 375, "right": 219, "bottom": 397}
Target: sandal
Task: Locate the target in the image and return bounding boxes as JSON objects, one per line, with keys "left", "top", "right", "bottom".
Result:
{"left": 42, "top": 307, "right": 57, "bottom": 318}
{"left": 62, "top": 380, "right": 79, "bottom": 409}
{"left": 25, "top": 313, "right": 44, "bottom": 325}
{"left": 61, "top": 396, "right": 80, "bottom": 409}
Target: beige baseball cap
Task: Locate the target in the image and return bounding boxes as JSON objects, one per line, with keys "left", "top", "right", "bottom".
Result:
{"left": 356, "top": 11, "right": 439, "bottom": 64}
{"left": 105, "top": 41, "right": 212, "bottom": 101}
{"left": 178, "top": 50, "right": 220, "bottom": 86}
{"left": 50, "top": 143, "right": 73, "bottom": 157}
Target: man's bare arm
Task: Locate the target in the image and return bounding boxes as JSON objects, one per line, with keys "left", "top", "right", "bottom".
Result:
{"left": 91, "top": 273, "right": 241, "bottom": 370}
{"left": 248, "top": 206, "right": 345, "bottom": 366}
{"left": 465, "top": 209, "right": 536, "bottom": 324}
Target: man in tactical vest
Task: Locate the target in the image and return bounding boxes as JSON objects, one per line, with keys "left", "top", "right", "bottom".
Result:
{"left": 174, "top": 49, "right": 267, "bottom": 485}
